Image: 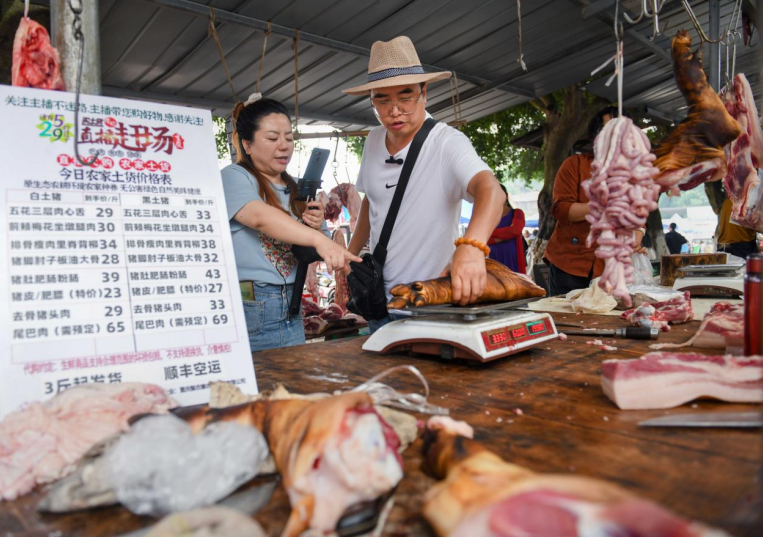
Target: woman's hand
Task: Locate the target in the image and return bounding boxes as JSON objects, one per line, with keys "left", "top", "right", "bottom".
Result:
{"left": 634, "top": 228, "right": 648, "bottom": 255}
{"left": 315, "top": 235, "right": 362, "bottom": 272}
{"left": 302, "top": 201, "right": 324, "bottom": 230}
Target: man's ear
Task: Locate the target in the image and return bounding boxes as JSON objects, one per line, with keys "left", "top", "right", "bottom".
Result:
{"left": 421, "top": 83, "right": 428, "bottom": 102}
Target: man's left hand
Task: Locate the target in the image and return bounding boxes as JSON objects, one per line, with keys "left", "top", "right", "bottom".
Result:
{"left": 441, "top": 244, "right": 487, "bottom": 306}
{"left": 302, "top": 202, "right": 324, "bottom": 230}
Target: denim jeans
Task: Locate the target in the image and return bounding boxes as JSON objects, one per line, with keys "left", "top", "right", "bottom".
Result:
{"left": 243, "top": 283, "right": 305, "bottom": 353}
{"left": 367, "top": 312, "right": 406, "bottom": 334}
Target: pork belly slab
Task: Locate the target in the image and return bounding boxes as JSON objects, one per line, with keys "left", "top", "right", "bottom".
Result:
{"left": 601, "top": 353, "right": 762, "bottom": 410}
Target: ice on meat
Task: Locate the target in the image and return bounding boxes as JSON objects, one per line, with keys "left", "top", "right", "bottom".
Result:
{"left": 0, "top": 383, "right": 176, "bottom": 501}
{"left": 722, "top": 73, "right": 763, "bottom": 232}
{"left": 12, "top": 17, "right": 65, "bottom": 90}
{"left": 651, "top": 301, "right": 743, "bottom": 350}
{"left": 583, "top": 117, "right": 661, "bottom": 307}
{"left": 621, "top": 291, "right": 693, "bottom": 331}
{"left": 601, "top": 352, "right": 762, "bottom": 410}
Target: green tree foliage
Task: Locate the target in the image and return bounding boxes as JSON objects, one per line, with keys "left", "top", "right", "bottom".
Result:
{"left": 460, "top": 103, "right": 546, "bottom": 185}
{"left": 346, "top": 136, "right": 366, "bottom": 161}
{"left": 213, "top": 117, "right": 231, "bottom": 161}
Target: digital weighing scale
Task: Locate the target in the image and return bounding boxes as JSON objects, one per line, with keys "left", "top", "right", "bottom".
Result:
{"left": 362, "top": 300, "right": 558, "bottom": 363}
{"left": 673, "top": 263, "right": 745, "bottom": 297}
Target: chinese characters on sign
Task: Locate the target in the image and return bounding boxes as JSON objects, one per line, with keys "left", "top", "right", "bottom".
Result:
{"left": 0, "top": 86, "right": 257, "bottom": 417}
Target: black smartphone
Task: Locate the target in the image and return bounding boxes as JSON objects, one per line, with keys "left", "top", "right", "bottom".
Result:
{"left": 302, "top": 148, "right": 330, "bottom": 181}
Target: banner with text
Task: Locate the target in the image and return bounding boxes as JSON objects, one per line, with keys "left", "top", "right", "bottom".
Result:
{"left": 0, "top": 85, "right": 257, "bottom": 417}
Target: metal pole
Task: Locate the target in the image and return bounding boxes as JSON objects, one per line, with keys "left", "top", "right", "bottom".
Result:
{"left": 708, "top": 0, "right": 721, "bottom": 92}
{"left": 52, "top": 0, "right": 101, "bottom": 95}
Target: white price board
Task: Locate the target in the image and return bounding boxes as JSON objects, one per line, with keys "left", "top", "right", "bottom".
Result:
{"left": 0, "top": 85, "right": 257, "bottom": 417}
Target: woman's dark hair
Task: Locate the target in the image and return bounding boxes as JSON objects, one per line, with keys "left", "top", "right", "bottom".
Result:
{"left": 498, "top": 183, "right": 513, "bottom": 209}
{"left": 231, "top": 98, "right": 303, "bottom": 216}
{"left": 587, "top": 106, "right": 632, "bottom": 141}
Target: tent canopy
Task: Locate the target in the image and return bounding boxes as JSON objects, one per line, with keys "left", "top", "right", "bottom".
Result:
{"left": 33, "top": 0, "right": 759, "bottom": 129}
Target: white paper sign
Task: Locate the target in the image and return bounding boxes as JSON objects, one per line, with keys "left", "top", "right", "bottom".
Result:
{"left": 0, "top": 85, "right": 257, "bottom": 417}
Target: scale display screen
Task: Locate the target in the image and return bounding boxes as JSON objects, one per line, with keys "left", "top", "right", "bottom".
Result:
{"left": 527, "top": 321, "right": 546, "bottom": 335}
{"left": 488, "top": 331, "right": 509, "bottom": 345}
{"left": 510, "top": 326, "right": 527, "bottom": 339}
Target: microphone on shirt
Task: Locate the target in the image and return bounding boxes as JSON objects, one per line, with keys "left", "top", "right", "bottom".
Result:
{"left": 385, "top": 156, "right": 404, "bottom": 165}
{"left": 284, "top": 185, "right": 291, "bottom": 194}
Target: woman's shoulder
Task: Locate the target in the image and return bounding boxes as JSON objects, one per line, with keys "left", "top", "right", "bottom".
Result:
{"left": 221, "top": 163, "right": 255, "bottom": 182}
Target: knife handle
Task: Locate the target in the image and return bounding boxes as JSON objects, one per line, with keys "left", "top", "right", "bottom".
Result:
{"left": 621, "top": 327, "right": 660, "bottom": 340}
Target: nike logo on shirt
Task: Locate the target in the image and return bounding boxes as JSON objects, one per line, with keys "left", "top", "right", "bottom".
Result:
{"left": 386, "top": 183, "right": 397, "bottom": 189}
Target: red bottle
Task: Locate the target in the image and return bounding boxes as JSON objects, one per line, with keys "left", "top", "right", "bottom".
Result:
{"left": 744, "top": 254, "right": 762, "bottom": 356}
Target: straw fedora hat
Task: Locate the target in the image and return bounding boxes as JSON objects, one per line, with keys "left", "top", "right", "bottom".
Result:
{"left": 342, "top": 36, "right": 451, "bottom": 96}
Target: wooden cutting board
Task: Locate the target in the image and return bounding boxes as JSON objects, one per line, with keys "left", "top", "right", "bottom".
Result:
{"left": 659, "top": 253, "right": 728, "bottom": 286}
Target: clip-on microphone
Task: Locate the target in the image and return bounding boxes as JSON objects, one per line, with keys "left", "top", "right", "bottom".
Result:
{"left": 289, "top": 148, "right": 330, "bottom": 316}
{"left": 385, "top": 156, "right": 404, "bottom": 165}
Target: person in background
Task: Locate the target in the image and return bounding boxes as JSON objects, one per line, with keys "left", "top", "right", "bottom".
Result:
{"left": 221, "top": 95, "right": 360, "bottom": 352}
{"left": 531, "top": 229, "right": 539, "bottom": 242}
{"left": 523, "top": 229, "right": 531, "bottom": 243}
{"left": 717, "top": 198, "right": 760, "bottom": 259}
{"left": 664, "top": 222, "right": 688, "bottom": 255}
{"left": 488, "top": 184, "right": 526, "bottom": 273}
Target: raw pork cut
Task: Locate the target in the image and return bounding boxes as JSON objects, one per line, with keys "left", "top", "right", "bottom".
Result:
{"left": 319, "top": 303, "right": 345, "bottom": 322}
{"left": 332, "top": 230, "right": 349, "bottom": 309}
{"left": 601, "top": 352, "right": 762, "bottom": 410}
{"left": 387, "top": 258, "right": 545, "bottom": 309}
{"left": 651, "top": 301, "right": 743, "bottom": 350}
{"left": 653, "top": 31, "right": 741, "bottom": 194}
{"left": 12, "top": 17, "right": 65, "bottom": 90}
{"left": 177, "top": 393, "right": 403, "bottom": 537}
{"left": 301, "top": 297, "right": 324, "bottom": 317}
{"left": 621, "top": 291, "right": 693, "bottom": 331}
{"left": 305, "top": 262, "right": 319, "bottom": 298}
{"left": 422, "top": 418, "right": 729, "bottom": 537}
{"left": 583, "top": 117, "right": 660, "bottom": 307}
{"left": 722, "top": 73, "right": 763, "bottom": 232}
{"left": 0, "top": 383, "right": 175, "bottom": 501}
{"left": 323, "top": 183, "right": 362, "bottom": 231}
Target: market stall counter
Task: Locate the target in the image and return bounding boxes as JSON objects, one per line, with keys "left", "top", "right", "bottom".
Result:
{"left": 1, "top": 312, "right": 760, "bottom": 537}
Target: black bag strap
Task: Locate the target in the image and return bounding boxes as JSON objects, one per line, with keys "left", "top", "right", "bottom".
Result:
{"left": 373, "top": 118, "right": 437, "bottom": 265}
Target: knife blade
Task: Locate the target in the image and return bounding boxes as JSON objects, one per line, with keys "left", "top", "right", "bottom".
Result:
{"left": 638, "top": 411, "right": 763, "bottom": 428}
{"left": 114, "top": 480, "right": 278, "bottom": 537}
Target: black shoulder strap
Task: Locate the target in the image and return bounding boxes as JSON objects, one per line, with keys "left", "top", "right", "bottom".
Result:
{"left": 373, "top": 118, "right": 437, "bottom": 265}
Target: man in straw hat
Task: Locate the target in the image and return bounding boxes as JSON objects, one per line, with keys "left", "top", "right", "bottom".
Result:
{"left": 345, "top": 36, "right": 504, "bottom": 332}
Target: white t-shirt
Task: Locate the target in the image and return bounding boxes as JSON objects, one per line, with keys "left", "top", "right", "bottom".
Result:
{"left": 356, "top": 116, "right": 491, "bottom": 297}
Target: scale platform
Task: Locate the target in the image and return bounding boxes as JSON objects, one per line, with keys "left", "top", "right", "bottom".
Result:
{"left": 673, "top": 263, "right": 744, "bottom": 297}
{"left": 362, "top": 307, "right": 558, "bottom": 363}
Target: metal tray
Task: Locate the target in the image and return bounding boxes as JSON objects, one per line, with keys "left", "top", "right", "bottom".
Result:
{"left": 677, "top": 263, "right": 744, "bottom": 275}
{"left": 389, "top": 296, "right": 544, "bottom": 317}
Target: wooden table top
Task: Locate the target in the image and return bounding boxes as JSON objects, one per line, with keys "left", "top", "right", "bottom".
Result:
{"left": 2, "top": 311, "right": 761, "bottom": 536}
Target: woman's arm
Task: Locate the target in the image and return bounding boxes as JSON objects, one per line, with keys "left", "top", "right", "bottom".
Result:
{"left": 233, "top": 200, "right": 360, "bottom": 270}
{"left": 489, "top": 209, "right": 526, "bottom": 241}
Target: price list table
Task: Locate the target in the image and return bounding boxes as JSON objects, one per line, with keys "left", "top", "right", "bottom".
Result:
{"left": 6, "top": 189, "right": 239, "bottom": 363}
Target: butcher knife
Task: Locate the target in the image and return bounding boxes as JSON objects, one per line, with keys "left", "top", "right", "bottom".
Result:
{"left": 560, "top": 327, "right": 660, "bottom": 340}
{"left": 638, "top": 412, "right": 763, "bottom": 428}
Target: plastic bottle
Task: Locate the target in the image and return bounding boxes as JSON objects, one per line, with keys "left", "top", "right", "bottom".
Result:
{"left": 744, "top": 254, "right": 762, "bottom": 356}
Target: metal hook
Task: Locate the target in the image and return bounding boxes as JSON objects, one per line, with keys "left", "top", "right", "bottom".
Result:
{"left": 68, "top": 0, "right": 96, "bottom": 167}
